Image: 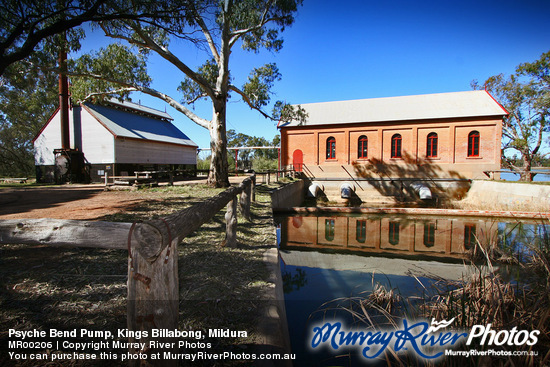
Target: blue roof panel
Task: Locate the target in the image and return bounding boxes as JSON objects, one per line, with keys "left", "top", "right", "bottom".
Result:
{"left": 84, "top": 102, "right": 198, "bottom": 147}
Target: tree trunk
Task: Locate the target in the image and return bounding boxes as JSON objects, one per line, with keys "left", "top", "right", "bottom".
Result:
{"left": 519, "top": 154, "right": 534, "bottom": 182}
{"left": 207, "top": 99, "right": 230, "bottom": 187}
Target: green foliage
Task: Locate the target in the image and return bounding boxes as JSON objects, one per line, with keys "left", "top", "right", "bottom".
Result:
{"left": 178, "top": 58, "right": 221, "bottom": 103}
{"left": 70, "top": 43, "right": 151, "bottom": 102}
{"left": 242, "top": 63, "right": 281, "bottom": 109}
{"left": 475, "top": 50, "right": 550, "bottom": 181}
{"left": 0, "top": 0, "right": 194, "bottom": 177}
{"left": 0, "top": 58, "right": 58, "bottom": 176}
{"left": 197, "top": 155, "right": 211, "bottom": 170}
{"left": 272, "top": 100, "right": 308, "bottom": 125}
{"left": 232, "top": 0, "right": 302, "bottom": 53}
{"left": 252, "top": 156, "right": 278, "bottom": 171}
{"left": 517, "top": 50, "right": 550, "bottom": 123}
{"left": 226, "top": 129, "right": 279, "bottom": 170}
{"left": 0, "top": 0, "right": 189, "bottom": 75}
{"left": 0, "top": 0, "right": 87, "bottom": 74}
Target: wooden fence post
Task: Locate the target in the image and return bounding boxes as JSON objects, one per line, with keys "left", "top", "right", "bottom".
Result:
{"left": 239, "top": 181, "right": 252, "bottom": 221}
{"left": 127, "top": 221, "right": 178, "bottom": 366}
{"left": 224, "top": 197, "right": 238, "bottom": 247}
{"left": 251, "top": 174, "right": 256, "bottom": 202}
{"left": 267, "top": 171, "right": 271, "bottom": 185}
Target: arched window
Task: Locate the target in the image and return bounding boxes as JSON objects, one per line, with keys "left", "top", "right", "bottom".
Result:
{"left": 326, "top": 136, "right": 336, "bottom": 159}
{"left": 325, "top": 219, "right": 335, "bottom": 241}
{"left": 468, "top": 131, "right": 480, "bottom": 157}
{"left": 426, "top": 132, "right": 438, "bottom": 158}
{"left": 356, "top": 220, "right": 366, "bottom": 243}
{"left": 423, "top": 222, "right": 436, "bottom": 247}
{"left": 358, "top": 135, "right": 368, "bottom": 159}
{"left": 389, "top": 221, "right": 400, "bottom": 245}
{"left": 391, "top": 134, "right": 402, "bottom": 158}
{"left": 464, "top": 224, "right": 476, "bottom": 250}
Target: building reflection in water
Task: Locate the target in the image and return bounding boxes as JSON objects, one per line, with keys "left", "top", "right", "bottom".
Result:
{"left": 279, "top": 214, "right": 499, "bottom": 261}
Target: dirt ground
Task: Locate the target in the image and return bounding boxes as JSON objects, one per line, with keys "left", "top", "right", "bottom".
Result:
{"left": 0, "top": 176, "right": 252, "bottom": 220}
{"left": 0, "top": 184, "right": 146, "bottom": 220}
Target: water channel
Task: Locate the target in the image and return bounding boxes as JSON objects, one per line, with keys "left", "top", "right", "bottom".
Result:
{"left": 275, "top": 213, "right": 548, "bottom": 366}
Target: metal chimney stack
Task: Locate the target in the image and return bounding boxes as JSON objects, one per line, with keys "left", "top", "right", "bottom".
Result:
{"left": 53, "top": 34, "right": 89, "bottom": 184}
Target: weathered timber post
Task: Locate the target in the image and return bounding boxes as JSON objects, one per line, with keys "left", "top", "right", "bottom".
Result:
{"left": 0, "top": 219, "right": 130, "bottom": 248}
{"left": 127, "top": 220, "right": 178, "bottom": 367}
{"left": 251, "top": 175, "right": 256, "bottom": 202}
{"left": 224, "top": 197, "right": 238, "bottom": 247}
{"left": 267, "top": 170, "right": 271, "bottom": 185}
{"left": 239, "top": 180, "right": 252, "bottom": 221}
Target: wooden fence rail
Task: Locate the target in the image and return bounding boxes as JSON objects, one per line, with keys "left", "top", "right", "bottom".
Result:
{"left": 0, "top": 175, "right": 256, "bottom": 366}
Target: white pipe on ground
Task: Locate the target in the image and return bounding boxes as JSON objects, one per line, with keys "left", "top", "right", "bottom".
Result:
{"left": 410, "top": 182, "right": 432, "bottom": 200}
{"left": 308, "top": 182, "right": 323, "bottom": 197}
{"left": 340, "top": 182, "right": 355, "bottom": 199}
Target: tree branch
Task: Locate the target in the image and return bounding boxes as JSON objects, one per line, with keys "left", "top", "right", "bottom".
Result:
{"left": 83, "top": 87, "right": 138, "bottom": 101}
{"left": 185, "top": 92, "right": 209, "bottom": 104}
{"left": 189, "top": 6, "right": 220, "bottom": 64}
{"left": 228, "top": 0, "right": 277, "bottom": 48}
{"left": 98, "top": 22, "right": 148, "bottom": 49}
{"left": 69, "top": 71, "right": 210, "bottom": 129}
{"left": 531, "top": 115, "right": 545, "bottom": 156}
{"left": 229, "top": 84, "right": 272, "bottom": 120}
{"left": 0, "top": 1, "right": 192, "bottom": 75}
{"left": 128, "top": 23, "right": 217, "bottom": 100}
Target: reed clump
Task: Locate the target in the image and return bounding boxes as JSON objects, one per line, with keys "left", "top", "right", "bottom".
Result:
{"left": 347, "top": 225, "right": 550, "bottom": 366}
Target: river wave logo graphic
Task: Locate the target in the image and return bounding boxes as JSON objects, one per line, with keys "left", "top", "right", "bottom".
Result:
{"left": 427, "top": 318, "right": 456, "bottom": 333}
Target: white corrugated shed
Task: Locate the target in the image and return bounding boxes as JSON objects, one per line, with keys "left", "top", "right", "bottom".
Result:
{"left": 285, "top": 90, "right": 508, "bottom": 127}
{"left": 34, "top": 100, "right": 197, "bottom": 166}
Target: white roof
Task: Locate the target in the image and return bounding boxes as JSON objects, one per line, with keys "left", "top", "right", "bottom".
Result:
{"left": 283, "top": 90, "right": 508, "bottom": 127}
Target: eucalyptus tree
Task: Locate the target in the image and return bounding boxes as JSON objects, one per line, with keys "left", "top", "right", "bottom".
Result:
{"left": 473, "top": 50, "right": 550, "bottom": 181}
{"left": 71, "top": 0, "right": 306, "bottom": 187}
{"left": 0, "top": 52, "right": 59, "bottom": 176}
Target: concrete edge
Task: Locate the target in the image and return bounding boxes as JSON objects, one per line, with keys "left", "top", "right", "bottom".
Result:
{"left": 274, "top": 206, "right": 550, "bottom": 220}
{"left": 270, "top": 180, "right": 305, "bottom": 210}
{"left": 254, "top": 247, "right": 292, "bottom": 366}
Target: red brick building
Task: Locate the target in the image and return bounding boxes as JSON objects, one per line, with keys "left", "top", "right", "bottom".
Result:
{"left": 279, "top": 215, "right": 495, "bottom": 260}
{"left": 279, "top": 91, "right": 508, "bottom": 181}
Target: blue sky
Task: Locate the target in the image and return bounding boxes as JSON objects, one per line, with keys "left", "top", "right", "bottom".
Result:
{"left": 80, "top": 0, "right": 550, "bottom": 150}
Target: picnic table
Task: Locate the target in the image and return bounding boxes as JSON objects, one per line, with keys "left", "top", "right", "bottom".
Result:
{"left": 0, "top": 177, "right": 28, "bottom": 183}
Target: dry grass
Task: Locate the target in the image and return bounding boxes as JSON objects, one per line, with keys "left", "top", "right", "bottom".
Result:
{"left": 334, "top": 234, "right": 550, "bottom": 366}
{"left": 0, "top": 182, "right": 283, "bottom": 366}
